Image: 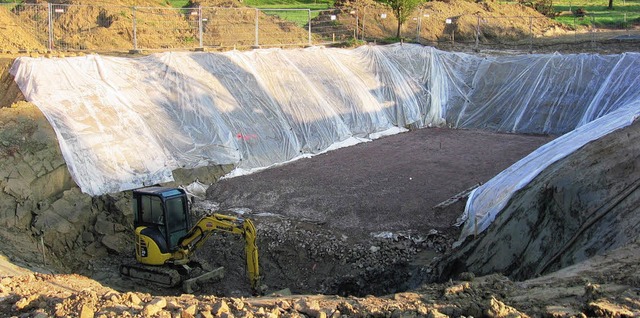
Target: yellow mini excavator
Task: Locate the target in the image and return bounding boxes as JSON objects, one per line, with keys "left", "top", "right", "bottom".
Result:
{"left": 119, "top": 187, "right": 260, "bottom": 293}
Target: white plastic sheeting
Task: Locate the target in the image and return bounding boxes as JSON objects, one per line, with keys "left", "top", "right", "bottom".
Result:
{"left": 10, "top": 44, "right": 640, "bottom": 241}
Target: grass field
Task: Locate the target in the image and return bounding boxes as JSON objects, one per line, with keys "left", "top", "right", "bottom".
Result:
{"left": 552, "top": 0, "right": 640, "bottom": 28}
{"left": 243, "top": 0, "right": 333, "bottom": 9}
{"left": 167, "top": 0, "right": 190, "bottom": 8}
{"left": 243, "top": 0, "right": 335, "bottom": 27}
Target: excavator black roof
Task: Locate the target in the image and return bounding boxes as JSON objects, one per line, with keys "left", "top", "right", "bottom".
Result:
{"left": 133, "top": 187, "right": 185, "bottom": 198}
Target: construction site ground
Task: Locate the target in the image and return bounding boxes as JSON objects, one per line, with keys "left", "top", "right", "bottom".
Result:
{"left": 1, "top": 0, "right": 640, "bottom": 317}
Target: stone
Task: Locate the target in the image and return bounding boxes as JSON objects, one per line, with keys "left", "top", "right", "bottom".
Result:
{"left": 294, "top": 298, "right": 322, "bottom": 317}
{"left": 80, "top": 304, "right": 94, "bottom": 318}
{"left": 101, "top": 232, "right": 130, "bottom": 254}
{"left": 14, "top": 295, "right": 36, "bottom": 310}
{"left": 4, "top": 178, "right": 31, "bottom": 199}
{"left": 200, "top": 310, "right": 214, "bottom": 318}
{"left": 545, "top": 305, "right": 581, "bottom": 317}
{"left": 15, "top": 201, "right": 32, "bottom": 229}
{"left": 143, "top": 297, "right": 167, "bottom": 317}
{"left": 81, "top": 231, "right": 95, "bottom": 243}
{"left": 484, "top": 297, "right": 524, "bottom": 318}
{"left": 127, "top": 293, "right": 142, "bottom": 306}
{"left": 166, "top": 299, "right": 181, "bottom": 310}
{"left": 149, "top": 297, "right": 167, "bottom": 309}
{"left": 184, "top": 304, "right": 198, "bottom": 316}
{"left": 427, "top": 309, "right": 448, "bottom": 318}
{"left": 458, "top": 272, "right": 476, "bottom": 281}
{"left": 229, "top": 298, "right": 245, "bottom": 311}
{"left": 212, "top": 300, "right": 230, "bottom": 316}
{"left": 444, "top": 282, "right": 470, "bottom": 295}
{"left": 393, "top": 292, "right": 421, "bottom": 301}
{"left": 588, "top": 300, "right": 635, "bottom": 317}
{"left": 94, "top": 214, "right": 116, "bottom": 235}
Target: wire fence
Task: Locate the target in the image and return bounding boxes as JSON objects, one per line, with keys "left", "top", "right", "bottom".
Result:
{"left": 1, "top": 2, "right": 639, "bottom": 53}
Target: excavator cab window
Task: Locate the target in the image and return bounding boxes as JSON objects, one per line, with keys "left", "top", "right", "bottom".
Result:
{"left": 140, "top": 195, "right": 164, "bottom": 225}
{"left": 165, "top": 195, "right": 189, "bottom": 249}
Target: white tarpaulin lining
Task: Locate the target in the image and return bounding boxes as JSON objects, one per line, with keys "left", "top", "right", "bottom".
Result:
{"left": 10, "top": 44, "right": 640, "bottom": 243}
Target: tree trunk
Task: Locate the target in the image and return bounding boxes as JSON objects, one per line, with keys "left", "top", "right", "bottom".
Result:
{"left": 396, "top": 7, "right": 402, "bottom": 38}
{"left": 608, "top": 0, "right": 613, "bottom": 10}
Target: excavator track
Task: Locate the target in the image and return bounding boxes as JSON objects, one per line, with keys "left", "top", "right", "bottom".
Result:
{"left": 119, "top": 262, "right": 183, "bottom": 287}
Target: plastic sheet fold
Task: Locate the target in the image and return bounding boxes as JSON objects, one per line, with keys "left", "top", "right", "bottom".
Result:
{"left": 11, "top": 44, "right": 640, "bottom": 243}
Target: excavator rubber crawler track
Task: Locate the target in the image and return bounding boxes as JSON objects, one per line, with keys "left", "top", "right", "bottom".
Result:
{"left": 119, "top": 262, "right": 182, "bottom": 287}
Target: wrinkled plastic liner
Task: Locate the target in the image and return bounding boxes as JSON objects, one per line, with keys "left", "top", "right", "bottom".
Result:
{"left": 11, "top": 44, "right": 640, "bottom": 242}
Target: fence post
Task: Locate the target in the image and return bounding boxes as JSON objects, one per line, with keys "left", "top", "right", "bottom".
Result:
{"left": 474, "top": 15, "right": 480, "bottom": 51}
{"left": 131, "top": 6, "right": 139, "bottom": 53}
{"left": 361, "top": 7, "right": 366, "bottom": 41}
{"left": 198, "top": 6, "right": 203, "bottom": 49}
{"left": 355, "top": 13, "right": 358, "bottom": 40}
{"left": 47, "top": 3, "right": 53, "bottom": 51}
{"left": 625, "top": 12, "right": 629, "bottom": 36}
{"left": 416, "top": 9, "right": 421, "bottom": 42}
{"left": 573, "top": 14, "right": 578, "bottom": 44}
{"left": 308, "top": 9, "right": 312, "bottom": 46}
{"left": 529, "top": 16, "right": 533, "bottom": 53}
{"left": 591, "top": 14, "right": 596, "bottom": 48}
{"left": 254, "top": 8, "right": 259, "bottom": 48}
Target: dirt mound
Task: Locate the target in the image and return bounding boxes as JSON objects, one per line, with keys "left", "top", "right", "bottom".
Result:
{"left": 0, "top": 7, "right": 45, "bottom": 52}
{"left": 341, "top": 0, "right": 563, "bottom": 43}
{"left": 1, "top": 0, "right": 563, "bottom": 52}
{"left": 2, "top": 0, "right": 310, "bottom": 51}
{"left": 0, "top": 58, "right": 24, "bottom": 107}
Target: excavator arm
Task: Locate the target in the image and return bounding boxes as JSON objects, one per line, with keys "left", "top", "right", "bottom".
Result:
{"left": 173, "top": 213, "right": 260, "bottom": 291}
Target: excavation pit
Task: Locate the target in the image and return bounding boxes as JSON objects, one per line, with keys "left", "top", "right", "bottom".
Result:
{"left": 165, "top": 127, "right": 555, "bottom": 297}
{"left": 3, "top": 44, "right": 640, "bottom": 316}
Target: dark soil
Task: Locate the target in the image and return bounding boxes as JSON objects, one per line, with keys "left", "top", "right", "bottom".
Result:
{"left": 196, "top": 127, "right": 555, "bottom": 296}
{"left": 208, "top": 127, "right": 554, "bottom": 237}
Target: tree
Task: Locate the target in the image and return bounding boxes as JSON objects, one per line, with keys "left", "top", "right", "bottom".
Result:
{"left": 608, "top": 0, "right": 613, "bottom": 10}
{"left": 375, "top": 0, "right": 425, "bottom": 38}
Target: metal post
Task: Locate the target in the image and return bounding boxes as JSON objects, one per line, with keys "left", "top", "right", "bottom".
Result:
{"left": 591, "top": 14, "right": 595, "bottom": 47}
{"left": 308, "top": 9, "right": 312, "bottom": 46}
{"left": 131, "top": 6, "right": 139, "bottom": 53}
{"left": 573, "top": 14, "right": 578, "bottom": 43}
{"left": 355, "top": 14, "right": 358, "bottom": 40}
{"left": 361, "top": 7, "right": 366, "bottom": 41}
{"left": 416, "top": 10, "right": 421, "bottom": 42}
{"left": 198, "top": 6, "right": 203, "bottom": 49}
{"left": 254, "top": 8, "right": 259, "bottom": 48}
{"left": 529, "top": 16, "right": 533, "bottom": 53}
{"left": 47, "top": 3, "right": 53, "bottom": 51}
{"left": 625, "top": 13, "right": 629, "bottom": 36}
{"left": 474, "top": 15, "right": 480, "bottom": 51}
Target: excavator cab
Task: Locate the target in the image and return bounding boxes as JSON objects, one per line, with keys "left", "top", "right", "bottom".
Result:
{"left": 132, "top": 187, "right": 191, "bottom": 264}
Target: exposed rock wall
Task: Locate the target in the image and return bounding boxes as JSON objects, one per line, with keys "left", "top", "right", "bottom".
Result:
{"left": 0, "top": 97, "right": 230, "bottom": 273}
{"left": 0, "top": 102, "right": 98, "bottom": 271}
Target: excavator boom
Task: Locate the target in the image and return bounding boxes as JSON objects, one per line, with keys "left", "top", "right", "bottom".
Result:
{"left": 175, "top": 214, "right": 261, "bottom": 290}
